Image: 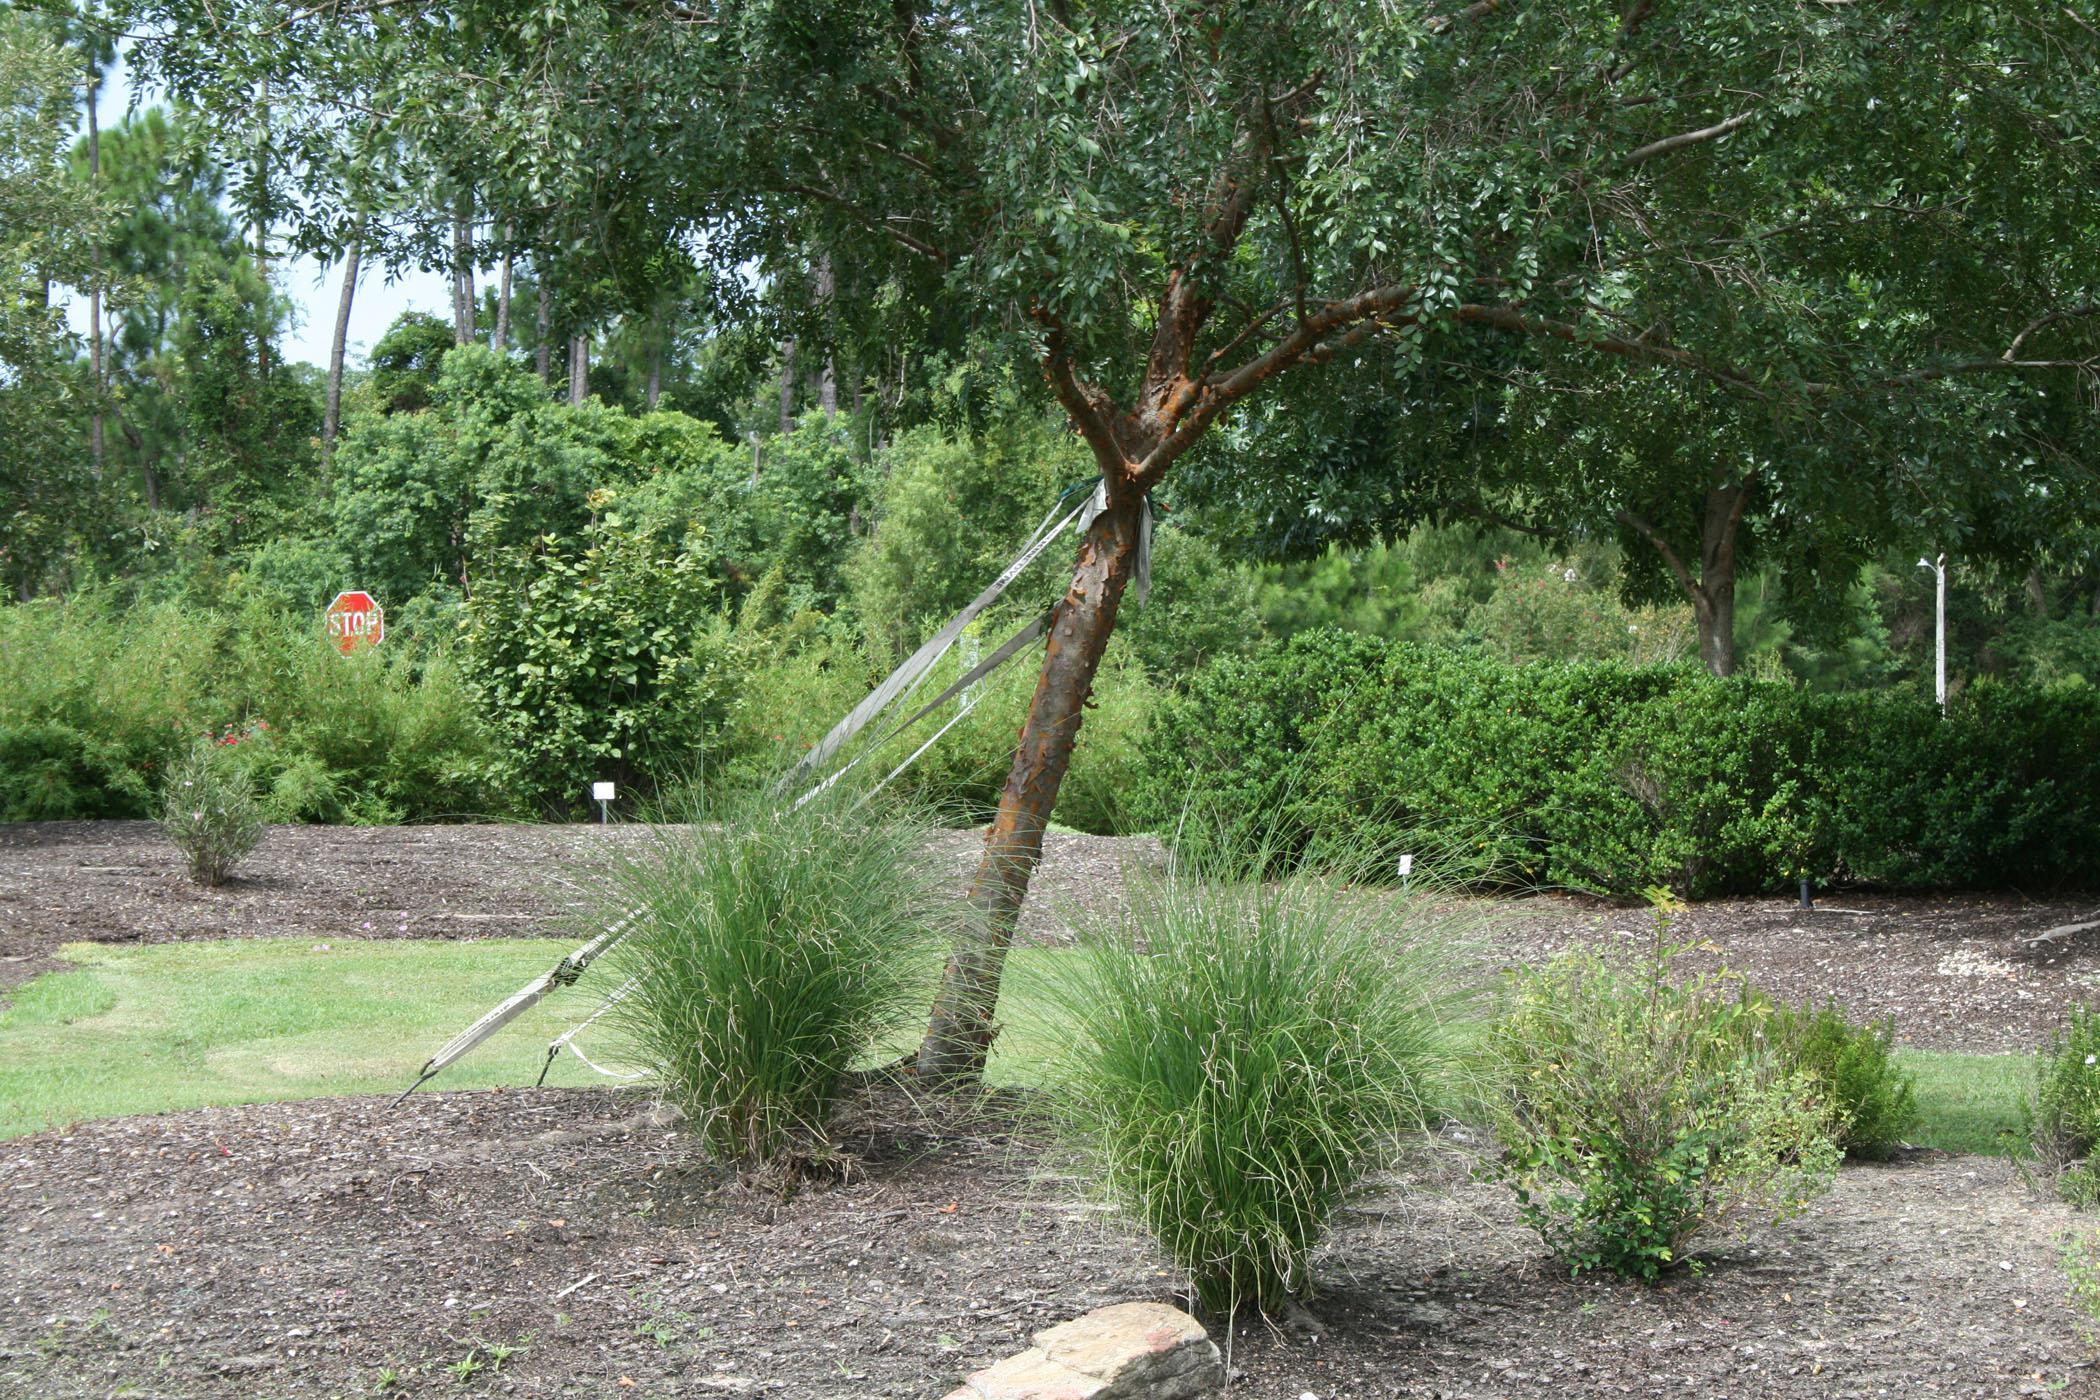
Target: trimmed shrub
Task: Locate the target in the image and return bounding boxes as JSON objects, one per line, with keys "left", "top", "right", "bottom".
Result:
{"left": 602, "top": 789, "right": 947, "bottom": 1165}
{"left": 159, "top": 737, "right": 265, "bottom": 886}
{"left": 1485, "top": 935, "right": 1840, "bottom": 1280}
{"left": 1050, "top": 846, "right": 1475, "bottom": 1314}
{"left": 0, "top": 722, "right": 148, "bottom": 820}
{"left": 1136, "top": 628, "right": 2100, "bottom": 897}
{"left": 1758, "top": 1000, "right": 1917, "bottom": 1160}
{"left": 2030, "top": 1006, "right": 2100, "bottom": 1207}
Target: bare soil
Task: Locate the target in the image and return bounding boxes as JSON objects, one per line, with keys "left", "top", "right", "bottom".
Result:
{"left": 5, "top": 821, "right": 2100, "bottom": 1398}
{"left": 1, "top": 1086, "right": 2093, "bottom": 1399}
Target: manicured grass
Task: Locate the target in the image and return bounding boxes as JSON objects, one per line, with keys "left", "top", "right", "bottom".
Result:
{"left": 1897, "top": 1048, "right": 2029, "bottom": 1157}
{"left": 0, "top": 939, "right": 2041, "bottom": 1156}
{"left": 0, "top": 938, "right": 1076, "bottom": 1139}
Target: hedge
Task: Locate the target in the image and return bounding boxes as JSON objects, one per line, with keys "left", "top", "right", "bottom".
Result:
{"left": 1131, "top": 630, "right": 2100, "bottom": 898}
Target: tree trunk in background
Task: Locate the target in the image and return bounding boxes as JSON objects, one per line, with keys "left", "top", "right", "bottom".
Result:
{"left": 86, "top": 50, "right": 104, "bottom": 479}
{"left": 646, "top": 340, "right": 662, "bottom": 410}
{"left": 916, "top": 487, "right": 1148, "bottom": 1079}
{"left": 1617, "top": 474, "right": 1755, "bottom": 679}
{"left": 816, "top": 257, "right": 838, "bottom": 414}
{"left": 494, "top": 233, "right": 513, "bottom": 353}
{"left": 778, "top": 339, "right": 796, "bottom": 432}
{"left": 321, "top": 227, "right": 363, "bottom": 473}
{"left": 535, "top": 281, "right": 552, "bottom": 384}
{"left": 253, "top": 78, "right": 271, "bottom": 380}
{"left": 568, "top": 333, "right": 588, "bottom": 406}
{"left": 450, "top": 205, "right": 475, "bottom": 346}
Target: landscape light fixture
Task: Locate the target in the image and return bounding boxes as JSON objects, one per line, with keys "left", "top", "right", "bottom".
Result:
{"left": 1917, "top": 554, "right": 1947, "bottom": 714}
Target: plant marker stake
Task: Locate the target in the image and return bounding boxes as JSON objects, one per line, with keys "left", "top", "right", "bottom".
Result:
{"left": 1398, "top": 852, "right": 1414, "bottom": 894}
{"left": 592, "top": 781, "right": 615, "bottom": 825}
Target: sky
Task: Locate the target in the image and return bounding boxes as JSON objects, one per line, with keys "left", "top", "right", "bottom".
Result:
{"left": 61, "top": 55, "right": 451, "bottom": 372}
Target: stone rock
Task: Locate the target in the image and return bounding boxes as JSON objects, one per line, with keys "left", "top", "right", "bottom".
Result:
{"left": 942, "top": 1301, "right": 1223, "bottom": 1400}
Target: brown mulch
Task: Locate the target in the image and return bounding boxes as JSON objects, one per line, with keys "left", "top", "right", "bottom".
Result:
{"left": 4, "top": 821, "right": 2093, "bottom": 1052}
{"left": 1, "top": 1085, "right": 2093, "bottom": 1399}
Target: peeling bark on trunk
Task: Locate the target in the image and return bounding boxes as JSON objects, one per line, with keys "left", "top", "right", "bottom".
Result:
{"left": 321, "top": 228, "right": 362, "bottom": 473}
{"left": 916, "top": 488, "right": 1148, "bottom": 1079}
{"left": 568, "top": 334, "right": 589, "bottom": 406}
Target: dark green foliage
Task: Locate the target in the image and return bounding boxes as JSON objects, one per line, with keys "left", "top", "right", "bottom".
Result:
{"left": 0, "top": 722, "right": 147, "bottom": 821}
{"left": 1050, "top": 848, "right": 1475, "bottom": 1313}
{"left": 2030, "top": 1007, "right": 2100, "bottom": 1207}
{"left": 1137, "top": 629, "right": 2100, "bottom": 897}
{"left": 365, "top": 312, "right": 457, "bottom": 414}
{"left": 1486, "top": 937, "right": 1840, "bottom": 1280}
{"left": 1758, "top": 1001, "right": 1917, "bottom": 1160}
{"left": 460, "top": 518, "right": 730, "bottom": 814}
{"left": 603, "top": 789, "right": 945, "bottom": 1164}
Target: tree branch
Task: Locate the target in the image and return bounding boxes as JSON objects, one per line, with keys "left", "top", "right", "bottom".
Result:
{"left": 1616, "top": 508, "right": 1705, "bottom": 605}
{"left": 1623, "top": 110, "right": 1757, "bottom": 166}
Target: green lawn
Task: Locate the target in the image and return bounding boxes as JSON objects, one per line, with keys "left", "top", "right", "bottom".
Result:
{"left": 0, "top": 938, "right": 1077, "bottom": 1139}
{"left": 0, "top": 938, "right": 2039, "bottom": 1156}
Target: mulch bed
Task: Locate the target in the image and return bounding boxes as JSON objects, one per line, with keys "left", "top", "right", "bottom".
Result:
{"left": 2, "top": 1085, "right": 2093, "bottom": 1399}
{"left": 5, "top": 820, "right": 2100, "bottom": 1396}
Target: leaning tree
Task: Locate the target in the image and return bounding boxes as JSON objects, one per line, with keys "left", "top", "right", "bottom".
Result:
{"left": 121, "top": 0, "right": 2100, "bottom": 1078}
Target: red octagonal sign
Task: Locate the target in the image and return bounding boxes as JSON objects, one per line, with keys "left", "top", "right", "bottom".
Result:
{"left": 325, "top": 590, "right": 384, "bottom": 654}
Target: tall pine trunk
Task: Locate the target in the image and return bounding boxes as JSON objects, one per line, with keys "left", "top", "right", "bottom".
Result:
{"left": 535, "top": 280, "right": 552, "bottom": 384}
{"left": 86, "top": 50, "right": 103, "bottom": 478}
{"left": 321, "top": 227, "right": 363, "bottom": 472}
{"left": 568, "top": 333, "right": 588, "bottom": 406}
{"left": 494, "top": 231, "right": 513, "bottom": 353}
{"left": 451, "top": 204, "right": 475, "bottom": 346}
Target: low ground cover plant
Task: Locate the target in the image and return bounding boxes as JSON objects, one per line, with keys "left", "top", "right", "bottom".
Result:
{"left": 2029, "top": 1006, "right": 2100, "bottom": 1206}
{"left": 158, "top": 735, "right": 265, "bottom": 886}
{"left": 1757, "top": 999, "right": 1917, "bottom": 1159}
{"left": 601, "top": 788, "right": 949, "bottom": 1166}
{"left": 1485, "top": 916, "right": 1840, "bottom": 1280}
{"left": 1049, "top": 844, "right": 1476, "bottom": 1315}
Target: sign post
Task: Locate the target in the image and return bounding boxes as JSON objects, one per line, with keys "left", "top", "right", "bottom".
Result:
{"left": 592, "top": 781, "right": 616, "bottom": 824}
{"left": 324, "top": 591, "right": 385, "bottom": 655}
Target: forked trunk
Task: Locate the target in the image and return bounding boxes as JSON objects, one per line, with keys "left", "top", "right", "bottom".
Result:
{"left": 916, "top": 488, "right": 1148, "bottom": 1080}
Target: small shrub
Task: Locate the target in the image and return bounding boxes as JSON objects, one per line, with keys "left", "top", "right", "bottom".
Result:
{"left": 2066, "top": 1229, "right": 2100, "bottom": 1348}
{"left": 602, "top": 788, "right": 946, "bottom": 1165}
{"left": 1485, "top": 924, "right": 1840, "bottom": 1280}
{"left": 1759, "top": 1000, "right": 1917, "bottom": 1159}
{"left": 159, "top": 737, "right": 266, "bottom": 886}
{"left": 1050, "top": 844, "right": 1476, "bottom": 1314}
{"left": 2029, "top": 1006, "right": 2100, "bottom": 1206}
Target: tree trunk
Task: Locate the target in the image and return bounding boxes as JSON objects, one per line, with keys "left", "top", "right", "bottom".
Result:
{"left": 646, "top": 341, "right": 662, "bottom": 410}
{"left": 321, "top": 228, "right": 363, "bottom": 472}
{"left": 778, "top": 339, "right": 796, "bottom": 433}
{"left": 917, "top": 487, "right": 1149, "bottom": 1079}
{"left": 568, "top": 333, "right": 588, "bottom": 406}
{"left": 451, "top": 207, "right": 475, "bottom": 347}
{"left": 253, "top": 78, "right": 271, "bottom": 380}
{"left": 87, "top": 50, "right": 103, "bottom": 479}
{"left": 494, "top": 229, "right": 513, "bottom": 353}
{"left": 535, "top": 281, "right": 552, "bottom": 384}
{"left": 1618, "top": 475, "right": 1753, "bottom": 679}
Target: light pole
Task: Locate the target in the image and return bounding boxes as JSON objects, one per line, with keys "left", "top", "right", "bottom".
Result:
{"left": 1917, "top": 554, "right": 1947, "bottom": 714}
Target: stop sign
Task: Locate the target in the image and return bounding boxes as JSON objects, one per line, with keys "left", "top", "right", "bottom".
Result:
{"left": 324, "top": 590, "right": 384, "bottom": 654}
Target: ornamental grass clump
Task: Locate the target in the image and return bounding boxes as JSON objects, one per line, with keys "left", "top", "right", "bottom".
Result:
{"left": 1485, "top": 914, "right": 1840, "bottom": 1281}
{"left": 158, "top": 735, "right": 265, "bottom": 887}
{"left": 1050, "top": 848, "right": 1477, "bottom": 1316}
{"left": 602, "top": 789, "right": 948, "bottom": 1166}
